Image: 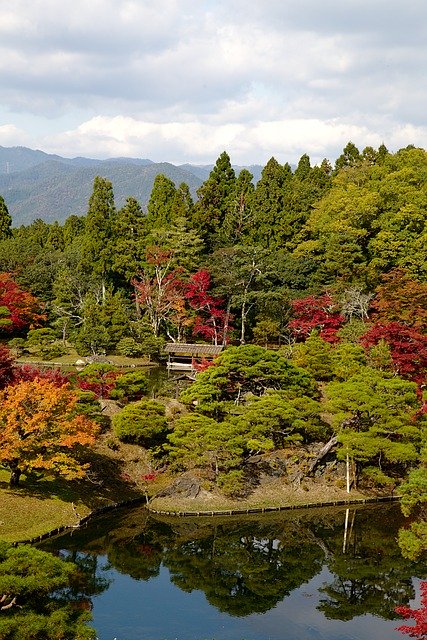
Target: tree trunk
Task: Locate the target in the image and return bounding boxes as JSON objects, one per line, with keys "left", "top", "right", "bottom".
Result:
{"left": 134, "top": 284, "right": 141, "bottom": 318}
{"left": 222, "top": 300, "right": 232, "bottom": 347}
{"left": 240, "top": 300, "right": 246, "bottom": 344}
{"left": 9, "top": 465, "right": 21, "bottom": 487}
{"left": 346, "top": 452, "right": 351, "bottom": 493}
{"left": 308, "top": 436, "right": 338, "bottom": 474}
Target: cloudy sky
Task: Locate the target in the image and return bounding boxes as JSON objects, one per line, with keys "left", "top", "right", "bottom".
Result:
{"left": 1, "top": 0, "right": 426, "bottom": 166}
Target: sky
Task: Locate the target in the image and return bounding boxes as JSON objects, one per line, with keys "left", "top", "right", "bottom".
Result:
{"left": 1, "top": 0, "right": 427, "bottom": 166}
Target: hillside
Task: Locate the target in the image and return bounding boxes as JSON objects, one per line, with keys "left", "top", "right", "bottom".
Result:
{"left": 0, "top": 145, "right": 263, "bottom": 226}
{"left": 0, "top": 157, "right": 203, "bottom": 226}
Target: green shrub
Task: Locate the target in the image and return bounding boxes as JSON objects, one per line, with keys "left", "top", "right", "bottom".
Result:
{"left": 361, "top": 465, "right": 395, "bottom": 488}
{"left": 217, "top": 469, "right": 245, "bottom": 497}
{"left": 109, "top": 370, "right": 149, "bottom": 401}
{"left": 112, "top": 400, "right": 168, "bottom": 447}
{"left": 116, "top": 337, "right": 144, "bottom": 357}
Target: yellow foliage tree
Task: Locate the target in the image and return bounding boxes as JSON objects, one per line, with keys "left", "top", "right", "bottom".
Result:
{"left": 0, "top": 379, "right": 100, "bottom": 486}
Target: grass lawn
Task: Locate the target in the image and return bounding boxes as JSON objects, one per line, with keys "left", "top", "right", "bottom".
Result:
{"left": 0, "top": 445, "right": 147, "bottom": 543}
{"left": 0, "top": 470, "right": 90, "bottom": 542}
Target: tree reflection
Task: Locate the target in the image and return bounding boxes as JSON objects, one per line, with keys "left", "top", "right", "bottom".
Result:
{"left": 42, "top": 503, "right": 427, "bottom": 623}
{"left": 162, "top": 521, "right": 324, "bottom": 615}
{"left": 318, "top": 507, "right": 424, "bottom": 620}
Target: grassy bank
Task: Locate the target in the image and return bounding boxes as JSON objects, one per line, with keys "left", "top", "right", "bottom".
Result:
{"left": 0, "top": 463, "right": 145, "bottom": 543}
{"left": 1, "top": 462, "right": 396, "bottom": 543}
{"left": 148, "top": 479, "right": 392, "bottom": 514}
{"left": 0, "top": 431, "right": 399, "bottom": 543}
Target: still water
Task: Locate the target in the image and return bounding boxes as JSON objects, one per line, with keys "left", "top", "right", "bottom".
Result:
{"left": 42, "top": 503, "right": 425, "bottom": 640}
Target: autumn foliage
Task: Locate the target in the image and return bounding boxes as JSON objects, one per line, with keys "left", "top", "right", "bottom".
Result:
{"left": 372, "top": 269, "right": 427, "bottom": 331}
{"left": 76, "top": 364, "right": 120, "bottom": 398}
{"left": 0, "top": 379, "right": 100, "bottom": 486}
{"left": 0, "top": 273, "right": 46, "bottom": 333}
{"left": 288, "top": 294, "right": 345, "bottom": 343}
{"left": 186, "top": 270, "right": 230, "bottom": 344}
{"left": 361, "top": 322, "right": 427, "bottom": 385}
{"left": 396, "top": 581, "right": 427, "bottom": 639}
{"left": 0, "top": 345, "right": 15, "bottom": 390}
{"left": 14, "top": 364, "right": 70, "bottom": 387}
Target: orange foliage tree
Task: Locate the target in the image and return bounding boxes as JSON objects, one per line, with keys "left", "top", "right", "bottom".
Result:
{"left": 0, "top": 379, "right": 100, "bottom": 486}
{"left": 372, "top": 268, "right": 427, "bottom": 331}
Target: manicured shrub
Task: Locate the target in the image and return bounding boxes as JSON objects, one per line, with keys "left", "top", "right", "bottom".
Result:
{"left": 112, "top": 400, "right": 168, "bottom": 447}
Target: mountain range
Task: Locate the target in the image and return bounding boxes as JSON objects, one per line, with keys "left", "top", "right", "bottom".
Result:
{"left": 0, "top": 145, "right": 263, "bottom": 227}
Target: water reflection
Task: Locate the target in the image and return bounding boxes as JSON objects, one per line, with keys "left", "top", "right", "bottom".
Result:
{"left": 41, "top": 504, "right": 426, "bottom": 639}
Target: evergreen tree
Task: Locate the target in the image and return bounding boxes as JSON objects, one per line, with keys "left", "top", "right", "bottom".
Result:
{"left": 146, "top": 174, "right": 177, "bottom": 229}
{"left": 63, "top": 214, "right": 85, "bottom": 248}
{"left": 0, "top": 195, "right": 12, "bottom": 240}
{"left": 208, "top": 245, "right": 273, "bottom": 344}
{"left": 45, "top": 221, "right": 64, "bottom": 251}
{"left": 335, "top": 141, "right": 362, "bottom": 171}
{"left": 148, "top": 216, "right": 204, "bottom": 274}
{"left": 112, "top": 196, "right": 147, "bottom": 311}
{"left": 82, "top": 176, "right": 115, "bottom": 302}
{"left": 192, "top": 151, "right": 236, "bottom": 250}
{"left": 293, "top": 153, "right": 311, "bottom": 180}
{"left": 218, "top": 168, "right": 255, "bottom": 246}
{"left": 251, "top": 158, "right": 291, "bottom": 249}
{"left": 170, "top": 182, "right": 194, "bottom": 221}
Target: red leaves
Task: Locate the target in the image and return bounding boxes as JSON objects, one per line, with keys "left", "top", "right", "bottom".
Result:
{"left": 134, "top": 264, "right": 230, "bottom": 344}
{"left": 14, "top": 364, "right": 70, "bottom": 387}
{"left": 192, "top": 357, "right": 217, "bottom": 372}
{"left": 132, "top": 247, "right": 187, "bottom": 337}
{"left": 288, "top": 294, "right": 345, "bottom": 343}
{"left": 142, "top": 472, "right": 157, "bottom": 482}
{"left": 361, "top": 322, "right": 427, "bottom": 385}
{"left": 186, "top": 270, "right": 230, "bottom": 345}
{"left": 77, "top": 367, "right": 120, "bottom": 399}
{"left": 0, "top": 273, "right": 46, "bottom": 333}
{"left": 396, "top": 581, "right": 427, "bottom": 639}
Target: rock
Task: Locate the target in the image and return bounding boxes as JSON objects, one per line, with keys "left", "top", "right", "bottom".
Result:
{"left": 156, "top": 476, "right": 201, "bottom": 499}
{"left": 246, "top": 454, "right": 287, "bottom": 478}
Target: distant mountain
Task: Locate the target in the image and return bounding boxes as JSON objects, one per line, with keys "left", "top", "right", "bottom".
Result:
{"left": 0, "top": 145, "right": 263, "bottom": 226}
{"left": 0, "top": 159, "right": 202, "bottom": 226}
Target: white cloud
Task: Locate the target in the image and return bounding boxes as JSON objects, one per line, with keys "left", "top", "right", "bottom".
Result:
{"left": 0, "top": 124, "right": 29, "bottom": 146}
{"left": 40, "top": 114, "right": 419, "bottom": 166}
{"left": 0, "top": 0, "right": 427, "bottom": 164}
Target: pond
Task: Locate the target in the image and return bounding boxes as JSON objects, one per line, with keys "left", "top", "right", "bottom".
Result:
{"left": 41, "top": 503, "right": 426, "bottom": 640}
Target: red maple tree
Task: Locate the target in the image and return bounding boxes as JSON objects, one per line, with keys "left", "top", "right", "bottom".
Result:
{"left": 396, "top": 581, "right": 427, "bottom": 639}
{"left": 288, "top": 293, "right": 345, "bottom": 343}
{"left": 14, "top": 364, "right": 71, "bottom": 387}
{"left": 0, "top": 273, "right": 46, "bottom": 333}
{"left": 361, "top": 322, "right": 427, "bottom": 385}
{"left": 185, "top": 270, "right": 231, "bottom": 345}
{"left": 77, "top": 366, "right": 120, "bottom": 399}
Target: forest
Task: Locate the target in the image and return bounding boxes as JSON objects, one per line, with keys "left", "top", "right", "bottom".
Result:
{"left": 0, "top": 141, "right": 425, "bottom": 561}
